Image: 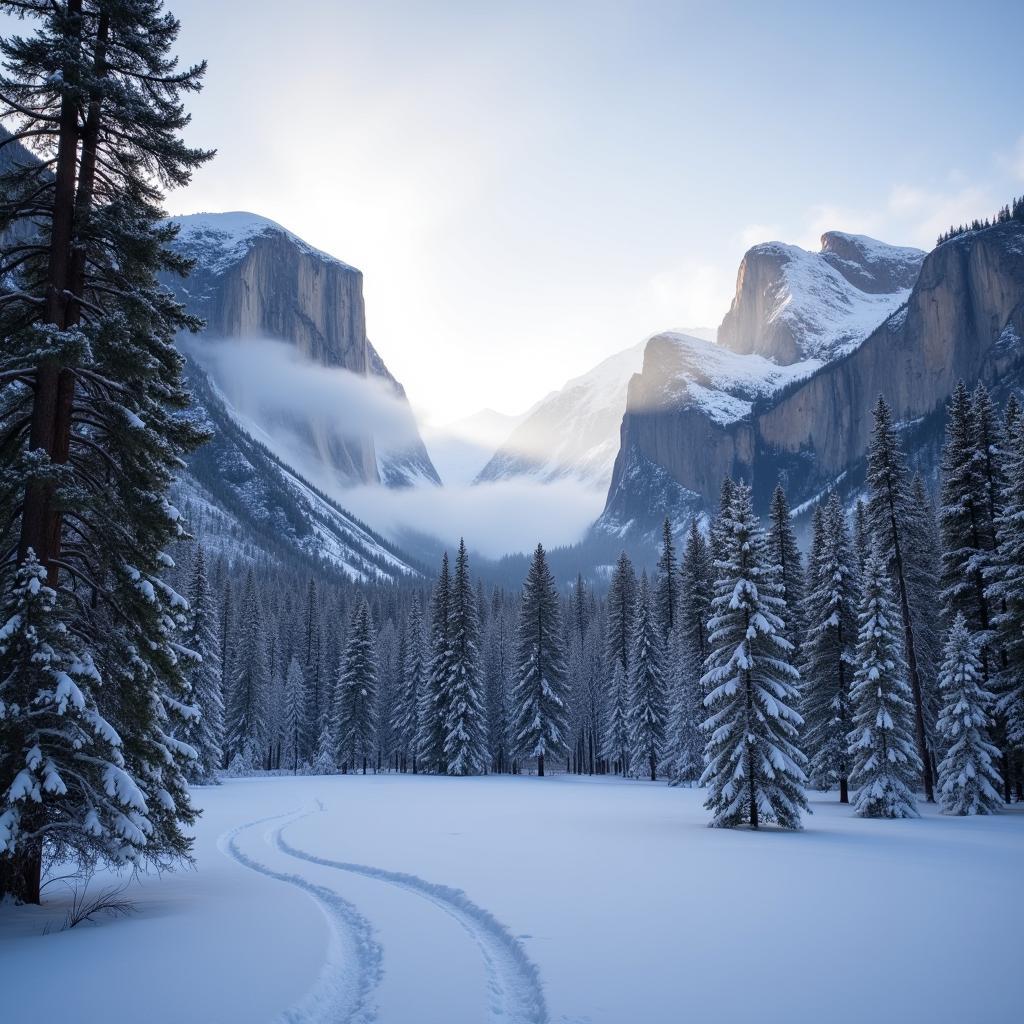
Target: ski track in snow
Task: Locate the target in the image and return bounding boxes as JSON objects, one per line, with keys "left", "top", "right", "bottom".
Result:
{"left": 219, "top": 811, "right": 382, "bottom": 1024}
{"left": 276, "top": 808, "right": 550, "bottom": 1024}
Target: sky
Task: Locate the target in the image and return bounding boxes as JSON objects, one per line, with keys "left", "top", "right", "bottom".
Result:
{"left": 158, "top": 2, "right": 1021, "bottom": 424}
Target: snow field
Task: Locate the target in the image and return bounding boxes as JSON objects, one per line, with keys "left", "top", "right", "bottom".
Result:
{"left": 1, "top": 773, "right": 1022, "bottom": 1024}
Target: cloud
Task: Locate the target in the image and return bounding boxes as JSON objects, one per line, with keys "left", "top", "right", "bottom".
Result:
{"left": 182, "top": 335, "right": 422, "bottom": 457}
{"left": 643, "top": 261, "right": 734, "bottom": 330}
{"left": 341, "top": 477, "right": 607, "bottom": 560}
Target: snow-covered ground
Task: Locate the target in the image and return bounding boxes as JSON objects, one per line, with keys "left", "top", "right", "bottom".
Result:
{"left": 2, "top": 775, "right": 1021, "bottom": 1023}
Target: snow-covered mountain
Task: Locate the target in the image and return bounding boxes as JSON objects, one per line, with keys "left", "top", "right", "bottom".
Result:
{"left": 165, "top": 212, "right": 440, "bottom": 489}
{"left": 475, "top": 328, "right": 716, "bottom": 489}
{"left": 717, "top": 231, "right": 924, "bottom": 364}
{"left": 597, "top": 221, "right": 1024, "bottom": 540}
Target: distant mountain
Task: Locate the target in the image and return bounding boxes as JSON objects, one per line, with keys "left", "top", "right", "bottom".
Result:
{"left": 596, "top": 221, "right": 1024, "bottom": 540}
{"left": 165, "top": 212, "right": 440, "bottom": 489}
{"left": 424, "top": 407, "right": 529, "bottom": 486}
{"left": 476, "top": 328, "right": 717, "bottom": 490}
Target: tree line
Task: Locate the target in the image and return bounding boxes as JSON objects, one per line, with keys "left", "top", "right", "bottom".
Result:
{"left": 182, "top": 384, "right": 1024, "bottom": 833}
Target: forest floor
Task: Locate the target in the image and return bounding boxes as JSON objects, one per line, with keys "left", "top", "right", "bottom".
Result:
{"left": 1, "top": 773, "right": 1022, "bottom": 1023}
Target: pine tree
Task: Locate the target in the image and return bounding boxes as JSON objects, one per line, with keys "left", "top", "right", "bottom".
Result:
{"left": 935, "top": 615, "right": 1003, "bottom": 815}
{"left": 335, "top": 599, "right": 378, "bottom": 774}
{"left": 988, "top": 416, "right": 1024, "bottom": 757}
{"left": 418, "top": 553, "right": 452, "bottom": 774}
{"left": 444, "top": 540, "right": 487, "bottom": 775}
{"left": 483, "top": 593, "right": 514, "bottom": 773}
{"left": 766, "top": 484, "right": 806, "bottom": 665}
{"left": 310, "top": 716, "right": 336, "bottom": 776}
{"left": 301, "top": 578, "right": 322, "bottom": 754}
{"left": 801, "top": 494, "right": 857, "bottom": 801}
{"left": 699, "top": 482, "right": 808, "bottom": 829}
{"left": 0, "top": 0, "right": 212, "bottom": 903}
{"left": 627, "top": 576, "right": 667, "bottom": 781}
{"left": 654, "top": 518, "right": 678, "bottom": 641}
{"left": 847, "top": 547, "right": 922, "bottom": 819}
{"left": 865, "top": 396, "right": 935, "bottom": 800}
{"left": 710, "top": 477, "right": 735, "bottom": 565}
{"left": 281, "top": 656, "right": 306, "bottom": 774}
{"left": 666, "top": 519, "right": 712, "bottom": 784}
{"left": 225, "top": 571, "right": 269, "bottom": 767}
{"left": 184, "top": 547, "right": 223, "bottom": 783}
{"left": 940, "top": 382, "right": 994, "bottom": 646}
{"left": 600, "top": 660, "right": 629, "bottom": 775}
{"left": 393, "top": 593, "right": 425, "bottom": 772}
{"left": 604, "top": 551, "right": 636, "bottom": 774}
{"left": 853, "top": 499, "right": 871, "bottom": 577}
{"left": 511, "top": 544, "right": 569, "bottom": 776}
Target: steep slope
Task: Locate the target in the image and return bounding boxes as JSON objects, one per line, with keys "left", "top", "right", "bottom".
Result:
{"left": 166, "top": 212, "right": 440, "bottom": 488}
{"left": 717, "top": 232, "right": 924, "bottom": 363}
{"left": 599, "top": 219, "right": 1024, "bottom": 538}
{"left": 476, "top": 328, "right": 716, "bottom": 489}
{"left": 178, "top": 360, "right": 421, "bottom": 581}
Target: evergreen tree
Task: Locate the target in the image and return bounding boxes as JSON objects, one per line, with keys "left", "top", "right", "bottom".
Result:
{"left": 444, "top": 540, "right": 487, "bottom": 775}
{"left": 988, "top": 417, "right": 1024, "bottom": 758}
{"left": 654, "top": 518, "right": 678, "bottom": 641}
{"left": 710, "top": 477, "right": 735, "bottom": 565}
{"left": 627, "top": 576, "right": 667, "bottom": 781}
{"left": 940, "top": 382, "right": 994, "bottom": 647}
{"left": 600, "top": 659, "right": 629, "bottom": 775}
{"left": 393, "top": 593, "right": 425, "bottom": 772}
{"left": 335, "top": 599, "right": 378, "bottom": 774}
{"left": 310, "top": 716, "right": 336, "bottom": 776}
{"left": 865, "top": 395, "right": 935, "bottom": 800}
{"left": 482, "top": 593, "right": 514, "bottom": 773}
{"left": 605, "top": 551, "right": 637, "bottom": 673}
{"left": 847, "top": 547, "right": 922, "bottom": 819}
{"left": 281, "top": 656, "right": 305, "bottom": 774}
{"left": 935, "top": 615, "right": 1003, "bottom": 815}
{"left": 666, "top": 519, "right": 712, "bottom": 784}
{"left": 699, "top": 482, "right": 808, "bottom": 829}
{"left": 0, "top": 0, "right": 212, "bottom": 903}
{"left": 225, "top": 571, "right": 269, "bottom": 766}
{"left": 853, "top": 499, "right": 871, "bottom": 577}
{"left": 766, "top": 484, "right": 806, "bottom": 665}
{"left": 183, "top": 547, "right": 223, "bottom": 783}
{"left": 511, "top": 544, "right": 569, "bottom": 776}
{"left": 802, "top": 494, "right": 857, "bottom": 801}
{"left": 418, "top": 553, "right": 452, "bottom": 774}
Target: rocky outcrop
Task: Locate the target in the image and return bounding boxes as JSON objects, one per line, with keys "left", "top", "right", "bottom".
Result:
{"left": 167, "top": 212, "right": 441, "bottom": 488}
{"left": 717, "top": 232, "right": 924, "bottom": 364}
{"left": 598, "top": 220, "right": 1024, "bottom": 537}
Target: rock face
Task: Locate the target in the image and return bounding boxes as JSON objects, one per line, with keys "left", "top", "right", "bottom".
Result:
{"left": 717, "top": 232, "right": 924, "bottom": 364}
{"left": 167, "top": 212, "right": 440, "bottom": 488}
{"left": 598, "top": 220, "right": 1024, "bottom": 538}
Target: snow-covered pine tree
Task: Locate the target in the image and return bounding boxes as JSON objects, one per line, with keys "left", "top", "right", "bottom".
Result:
{"left": 600, "top": 660, "right": 629, "bottom": 776}
{"left": 604, "top": 551, "right": 636, "bottom": 774}
{"left": 935, "top": 614, "right": 1003, "bottom": 815}
{"left": 482, "top": 592, "right": 514, "bottom": 773}
{"left": 847, "top": 546, "right": 922, "bottom": 818}
{"left": 225, "top": 571, "right": 269, "bottom": 768}
{"left": 666, "top": 519, "right": 713, "bottom": 785}
{"left": 444, "top": 540, "right": 487, "bottom": 775}
{"left": 281, "top": 656, "right": 306, "bottom": 774}
{"left": 392, "top": 593, "right": 425, "bottom": 772}
{"left": 700, "top": 481, "right": 808, "bottom": 829}
{"left": 865, "top": 395, "right": 935, "bottom": 801}
{"left": 418, "top": 552, "right": 452, "bottom": 774}
{"left": 940, "top": 382, "right": 995, "bottom": 652}
{"left": 767, "top": 484, "right": 806, "bottom": 666}
{"left": 655, "top": 518, "right": 679, "bottom": 641}
{"left": 972, "top": 382, "right": 1004, "bottom": 533}
{"left": 335, "top": 599, "right": 379, "bottom": 774}
{"left": 184, "top": 547, "right": 223, "bottom": 783}
{"left": 853, "top": 499, "right": 871, "bottom": 578}
{"left": 0, "top": 0, "right": 212, "bottom": 902}
{"left": 710, "top": 477, "right": 735, "bottom": 566}
{"left": 627, "top": 575, "right": 667, "bottom": 781}
{"left": 301, "top": 579, "right": 322, "bottom": 757}
{"left": 605, "top": 551, "right": 637, "bottom": 673}
{"left": 801, "top": 494, "right": 857, "bottom": 801}
{"left": 310, "top": 716, "right": 337, "bottom": 776}
{"left": 511, "top": 543, "right": 569, "bottom": 776}
{"left": 988, "top": 414, "right": 1024, "bottom": 764}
